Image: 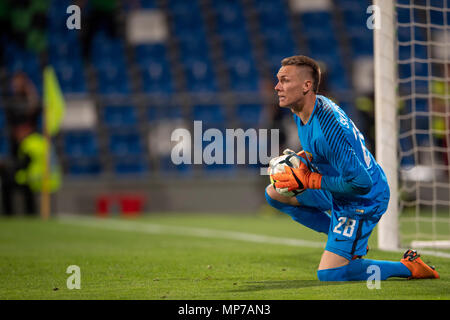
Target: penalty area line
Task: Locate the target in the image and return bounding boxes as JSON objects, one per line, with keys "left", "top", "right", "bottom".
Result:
{"left": 57, "top": 215, "right": 325, "bottom": 249}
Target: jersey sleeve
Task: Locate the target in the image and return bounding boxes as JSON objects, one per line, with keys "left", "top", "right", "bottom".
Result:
{"left": 314, "top": 114, "right": 373, "bottom": 195}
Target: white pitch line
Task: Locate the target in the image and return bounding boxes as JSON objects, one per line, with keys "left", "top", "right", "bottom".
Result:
{"left": 57, "top": 215, "right": 325, "bottom": 249}
{"left": 57, "top": 215, "right": 450, "bottom": 259}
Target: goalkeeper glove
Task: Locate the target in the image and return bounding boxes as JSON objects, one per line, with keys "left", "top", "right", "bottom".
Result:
{"left": 283, "top": 149, "right": 311, "bottom": 163}
{"left": 272, "top": 162, "right": 322, "bottom": 191}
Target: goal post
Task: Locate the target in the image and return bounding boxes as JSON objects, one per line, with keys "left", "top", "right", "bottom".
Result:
{"left": 375, "top": 0, "right": 450, "bottom": 252}
{"left": 374, "top": 0, "right": 400, "bottom": 251}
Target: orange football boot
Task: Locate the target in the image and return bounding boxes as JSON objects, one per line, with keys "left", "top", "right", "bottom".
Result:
{"left": 400, "top": 249, "right": 440, "bottom": 279}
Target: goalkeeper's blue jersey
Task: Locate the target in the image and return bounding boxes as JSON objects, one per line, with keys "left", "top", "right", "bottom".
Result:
{"left": 293, "top": 95, "right": 390, "bottom": 215}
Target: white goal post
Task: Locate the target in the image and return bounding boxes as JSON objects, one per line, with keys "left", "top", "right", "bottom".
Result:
{"left": 375, "top": 0, "right": 400, "bottom": 251}
{"left": 375, "top": 0, "right": 450, "bottom": 252}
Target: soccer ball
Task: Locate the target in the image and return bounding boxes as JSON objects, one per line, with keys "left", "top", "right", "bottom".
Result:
{"left": 268, "top": 153, "right": 305, "bottom": 197}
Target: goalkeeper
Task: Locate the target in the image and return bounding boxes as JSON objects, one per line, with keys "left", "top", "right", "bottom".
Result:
{"left": 265, "top": 55, "right": 439, "bottom": 281}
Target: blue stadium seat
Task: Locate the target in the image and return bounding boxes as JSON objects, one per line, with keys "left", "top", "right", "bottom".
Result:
{"left": 183, "top": 58, "right": 218, "bottom": 93}
{"left": 67, "top": 158, "right": 102, "bottom": 175}
{"left": 48, "top": 34, "right": 82, "bottom": 64}
{"left": 63, "top": 131, "right": 99, "bottom": 158}
{"left": 109, "top": 132, "right": 143, "bottom": 156}
{"left": 113, "top": 156, "right": 148, "bottom": 175}
{"left": 350, "top": 34, "right": 373, "bottom": 57}
{"left": 226, "top": 58, "right": 260, "bottom": 92}
{"left": 263, "top": 30, "right": 296, "bottom": 62}
{"left": 103, "top": 105, "right": 138, "bottom": 128}
{"left": 256, "top": 0, "right": 290, "bottom": 34}
{"left": 48, "top": 0, "right": 73, "bottom": 31}
{"left": 140, "top": 61, "right": 174, "bottom": 94}
{"left": 172, "top": 12, "right": 204, "bottom": 35}
{"left": 335, "top": 0, "right": 368, "bottom": 11}
{"left": 177, "top": 33, "right": 209, "bottom": 60}
{"left": 192, "top": 104, "right": 226, "bottom": 127}
{"left": 220, "top": 31, "right": 252, "bottom": 58}
{"left": 213, "top": 0, "right": 246, "bottom": 31}
{"left": 135, "top": 44, "right": 167, "bottom": 64}
{"left": 398, "top": 63, "right": 412, "bottom": 79}
{"left": 53, "top": 61, "right": 87, "bottom": 94}
{"left": 147, "top": 105, "right": 183, "bottom": 121}
{"left": 170, "top": 0, "right": 204, "bottom": 36}
{"left": 236, "top": 104, "right": 263, "bottom": 127}
{"left": 91, "top": 32, "right": 126, "bottom": 66}
{"left": 300, "top": 11, "right": 334, "bottom": 31}
{"left": 306, "top": 33, "right": 338, "bottom": 55}
{"left": 96, "top": 63, "right": 131, "bottom": 94}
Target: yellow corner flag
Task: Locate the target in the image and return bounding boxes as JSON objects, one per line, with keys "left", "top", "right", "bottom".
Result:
{"left": 41, "top": 65, "right": 65, "bottom": 220}
{"left": 43, "top": 66, "right": 65, "bottom": 136}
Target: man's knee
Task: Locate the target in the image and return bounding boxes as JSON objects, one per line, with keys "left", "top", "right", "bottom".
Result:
{"left": 316, "top": 250, "right": 350, "bottom": 281}
{"left": 317, "top": 268, "right": 346, "bottom": 281}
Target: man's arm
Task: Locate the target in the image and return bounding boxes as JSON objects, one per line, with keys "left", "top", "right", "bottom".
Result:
{"left": 272, "top": 125, "right": 373, "bottom": 195}
{"left": 317, "top": 137, "right": 373, "bottom": 195}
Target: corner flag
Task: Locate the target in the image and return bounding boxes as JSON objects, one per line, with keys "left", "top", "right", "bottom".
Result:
{"left": 43, "top": 66, "right": 65, "bottom": 136}
{"left": 41, "top": 65, "right": 65, "bottom": 220}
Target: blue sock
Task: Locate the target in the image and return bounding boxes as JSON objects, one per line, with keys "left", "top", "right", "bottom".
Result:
{"left": 265, "top": 189, "right": 331, "bottom": 234}
{"left": 317, "top": 259, "right": 412, "bottom": 281}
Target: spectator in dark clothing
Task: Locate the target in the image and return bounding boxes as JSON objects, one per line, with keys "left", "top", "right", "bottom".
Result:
{"left": 0, "top": 72, "right": 41, "bottom": 216}
{"left": 78, "top": 0, "right": 119, "bottom": 60}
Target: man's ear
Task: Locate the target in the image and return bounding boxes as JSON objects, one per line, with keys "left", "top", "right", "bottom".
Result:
{"left": 303, "top": 79, "right": 312, "bottom": 94}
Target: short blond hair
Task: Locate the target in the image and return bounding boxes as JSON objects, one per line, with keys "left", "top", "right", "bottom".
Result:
{"left": 281, "top": 55, "right": 321, "bottom": 93}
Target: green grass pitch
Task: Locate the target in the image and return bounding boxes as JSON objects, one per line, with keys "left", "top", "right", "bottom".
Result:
{"left": 0, "top": 212, "right": 449, "bottom": 300}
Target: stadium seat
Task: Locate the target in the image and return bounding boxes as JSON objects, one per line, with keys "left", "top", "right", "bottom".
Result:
{"left": 135, "top": 44, "right": 167, "bottom": 64}
{"left": 63, "top": 131, "right": 102, "bottom": 176}
{"left": 213, "top": 0, "right": 246, "bottom": 31}
{"left": 96, "top": 63, "right": 131, "bottom": 95}
{"left": 263, "top": 30, "right": 296, "bottom": 63}
{"left": 48, "top": 35, "right": 82, "bottom": 64}
{"left": 177, "top": 33, "right": 210, "bottom": 61}
{"left": 53, "top": 61, "right": 87, "bottom": 94}
{"left": 113, "top": 156, "right": 148, "bottom": 175}
{"left": 147, "top": 105, "right": 183, "bottom": 122}
{"left": 67, "top": 158, "right": 102, "bottom": 176}
{"left": 183, "top": 58, "right": 218, "bottom": 93}
{"left": 140, "top": 61, "right": 174, "bottom": 94}
{"left": 226, "top": 57, "right": 260, "bottom": 92}
{"left": 220, "top": 31, "right": 252, "bottom": 58}
{"left": 256, "top": 0, "right": 290, "bottom": 34}
{"left": 193, "top": 104, "right": 226, "bottom": 126}
{"left": 63, "top": 131, "right": 99, "bottom": 158}
{"left": 103, "top": 105, "right": 138, "bottom": 128}
{"left": 236, "top": 104, "right": 263, "bottom": 127}
{"left": 109, "top": 131, "right": 143, "bottom": 156}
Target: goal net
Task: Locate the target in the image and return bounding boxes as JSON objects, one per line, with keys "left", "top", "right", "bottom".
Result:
{"left": 375, "top": 0, "right": 450, "bottom": 254}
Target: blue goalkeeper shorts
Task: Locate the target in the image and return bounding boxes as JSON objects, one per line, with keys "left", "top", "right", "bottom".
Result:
{"left": 325, "top": 200, "right": 389, "bottom": 260}
{"left": 296, "top": 189, "right": 389, "bottom": 261}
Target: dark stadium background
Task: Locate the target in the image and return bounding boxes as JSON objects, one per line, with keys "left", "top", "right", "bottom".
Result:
{"left": 0, "top": 0, "right": 376, "bottom": 215}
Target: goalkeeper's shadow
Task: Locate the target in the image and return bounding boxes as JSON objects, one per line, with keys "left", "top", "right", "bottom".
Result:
{"left": 227, "top": 279, "right": 356, "bottom": 293}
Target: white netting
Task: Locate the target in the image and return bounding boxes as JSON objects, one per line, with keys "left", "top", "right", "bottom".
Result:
{"left": 395, "top": 0, "right": 450, "bottom": 251}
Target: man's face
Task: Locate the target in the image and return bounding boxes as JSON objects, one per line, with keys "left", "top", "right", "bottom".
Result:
{"left": 274, "top": 65, "right": 307, "bottom": 108}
